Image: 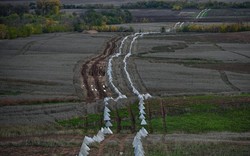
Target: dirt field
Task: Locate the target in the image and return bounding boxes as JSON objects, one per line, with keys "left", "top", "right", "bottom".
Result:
{"left": 1, "top": 5, "right": 250, "bottom": 154}
{"left": 130, "top": 9, "right": 250, "bottom": 23}
{"left": 0, "top": 32, "right": 114, "bottom": 101}
{"left": 0, "top": 32, "right": 117, "bottom": 125}
{"left": 0, "top": 133, "right": 249, "bottom": 156}
{"left": 132, "top": 32, "right": 250, "bottom": 96}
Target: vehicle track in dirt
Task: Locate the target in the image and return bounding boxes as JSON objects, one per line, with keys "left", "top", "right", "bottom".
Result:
{"left": 219, "top": 70, "right": 241, "bottom": 91}
{"left": 110, "top": 35, "right": 149, "bottom": 99}
{"left": 96, "top": 135, "right": 116, "bottom": 156}
{"left": 81, "top": 36, "right": 121, "bottom": 102}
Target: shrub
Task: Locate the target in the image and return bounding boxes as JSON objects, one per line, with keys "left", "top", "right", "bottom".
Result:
{"left": 172, "top": 4, "right": 182, "bottom": 10}
{"left": 7, "top": 27, "right": 18, "bottom": 39}
{"left": 17, "top": 25, "right": 32, "bottom": 37}
{"left": 31, "top": 24, "right": 43, "bottom": 34}
{"left": 0, "top": 24, "right": 8, "bottom": 39}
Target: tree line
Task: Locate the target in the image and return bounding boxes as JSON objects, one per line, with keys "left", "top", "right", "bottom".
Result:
{"left": 0, "top": 0, "right": 133, "bottom": 39}
{"left": 121, "top": 1, "right": 250, "bottom": 10}
{"left": 74, "top": 9, "right": 132, "bottom": 32}
{"left": 61, "top": 1, "right": 250, "bottom": 10}
{"left": 63, "top": 4, "right": 115, "bottom": 10}
{"left": 177, "top": 23, "right": 250, "bottom": 33}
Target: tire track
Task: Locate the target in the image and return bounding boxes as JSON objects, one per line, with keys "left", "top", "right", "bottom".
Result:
{"left": 81, "top": 36, "right": 121, "bottom": 102}
{"left": 91, "top": 37, "right": 121, "bottom": 99}
{"left": 109, "top": 36, "right": 134, "bottom": 98}
{"left": 215, "top": 43, "right": 250, "bottom": 59}
{"left": 219, "top": 70, "right": 241, "bottom": 91}
{"left": 119, "top": 134, "right": 131, "bottom": 154}
{"left": 96, "top": 135, "right": 115, "bottom": 156}
{"left": 81, "top": 59, "right": 95, "bottom": 101}
{"left": 229, "top": 51, "right": 250, "bottom": 59}
{"left": 19, "top": 41, "right": 36, "bottom": 55}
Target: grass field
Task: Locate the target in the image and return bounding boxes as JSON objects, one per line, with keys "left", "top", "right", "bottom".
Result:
{"left": 58, "top": 94, "right": 250, "bottom": 134}
{"left": 52, "top": 94, "right": 250, "bottom": 156}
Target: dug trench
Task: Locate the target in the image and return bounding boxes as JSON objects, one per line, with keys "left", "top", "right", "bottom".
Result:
{"left": 80, "top": 36, "right": 121, "bottom": 102}
{"left": 74, "top": 34, "right": 144, "bottom": 115}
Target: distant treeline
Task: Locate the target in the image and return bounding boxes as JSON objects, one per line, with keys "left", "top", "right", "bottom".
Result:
{"left": 0, "top": 3, "right": 30, "bottom": 16}
{"left": 0, "top": 0, "right": 133, "bottom": 39}
{"left": 62, "top": 1, "right": 250, "bottom": 10}
{"left": 177, "top": 23, "right": 250, "bottom": 33}
{"left": 63, "top": 4, "right": 115, "bottom": 10}
{"left": 74, "top": 9, "right": 133, "bottom": 32}
{"left": 121, "top": 1, "right": 250, "bottom": 10}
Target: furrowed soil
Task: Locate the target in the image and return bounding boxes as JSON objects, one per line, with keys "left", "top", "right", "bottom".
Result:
{"left": 133, "top": 31, "right": 250, "bottom": 96}
{"left": 0, "top": 22, "right": 250, "bottom": 155}
{"left": 0, "top": 32, "right": 116, "bottom": 125}
{"left": 130, "top": 9, "right": 250, "bottom": 23}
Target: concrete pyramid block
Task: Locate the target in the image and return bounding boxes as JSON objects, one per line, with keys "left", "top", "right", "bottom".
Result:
{"left": 139, "top": 104, "right": 145, "bottom": 110}
{"left": 104, "top": 106, "right": 111, "bottom": 113}
{"left": 139, "top": 114, "right": 145, "bottom": 120}
{"left": 139, "top": 99, "right": 144, "bottom": 105}
{"left": 79, "top": 143, "right": 90, "bottom": 156}
{"left": 139, "top": 128, "right": 148, "bottom": 137}
{"left": 143, "top": 93, "right": 152, "bottom": 100}
{"left": 141, "top": 127, "right": 148, "bottom": 136}
{"left": 83, "top": 136, "right": 94, "bottom": 145}
{"left": 107, "top": 127, "right": 113, "bottom": 134}
{"left": 103, "top": 127, "right": 113, "bottom": 134}
{"left": 105, "top": 120, "right": 113, "bottom": 127}
{"left": 141, "top": 119, "right": 147, "bottom": 125}
{"left": 139, "top": 109, "right": 146, "bottom": 115}
{"left": 104, "top": 113, "right": 111, "bottom": 121}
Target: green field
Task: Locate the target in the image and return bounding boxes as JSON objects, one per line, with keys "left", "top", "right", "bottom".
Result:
{"left": 58, "top": 94, "right": 250, "bottom": 134}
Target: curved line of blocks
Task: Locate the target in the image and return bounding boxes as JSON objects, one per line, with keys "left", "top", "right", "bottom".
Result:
{"left": 79, "top": 32, "right": 159, "bottom": 156}
{"left": 79, "top": 35, "right": 130, "bottom": 156}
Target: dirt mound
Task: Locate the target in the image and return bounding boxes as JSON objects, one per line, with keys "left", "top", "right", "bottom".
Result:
{"left": 84, "top": 30, "right": 98, "bottom": 34}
